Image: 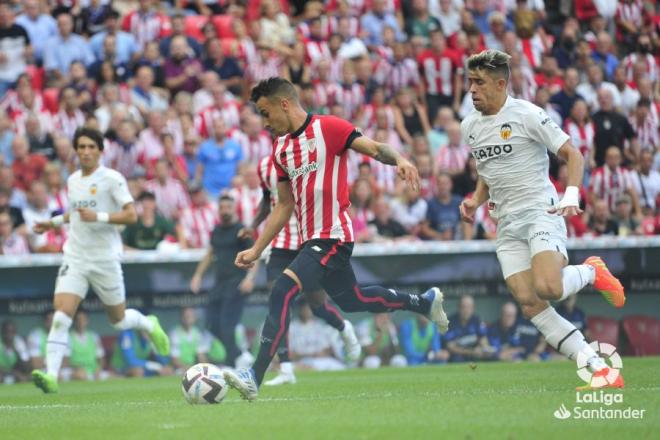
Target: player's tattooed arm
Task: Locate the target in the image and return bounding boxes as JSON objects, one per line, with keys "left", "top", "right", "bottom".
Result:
{"left": 373, "top": 143, "right": 401, "bottom": 165}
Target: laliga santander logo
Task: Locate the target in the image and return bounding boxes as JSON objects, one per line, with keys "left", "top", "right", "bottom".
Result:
{"left": 576, "top": 341, "right": 622, "bottom": 387}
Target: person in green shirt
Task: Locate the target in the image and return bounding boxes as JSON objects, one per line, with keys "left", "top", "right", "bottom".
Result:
{"left": 405, "top": 0, "right": 442, "bottom": 44}
{"left": 169, "top": 307, "right": 210, "bottom": 372}
{"left": 356, "top": 313, "right": 407, "bottom": 369}
{"left": 122, "top": 191, "right": 177, "bottom": 250}
{"left": 68, "top": 311, "right": 104, "bottom": 381}
{"left": 400, "top": 315, "right": 449, "bottom": 365}
{"left": 111, "top": 329, "right": 174, "bottom": 377}
{"left": 0, "top": 320, "right": 30, "bottom": 384}
{"left": 27, "top": 310, "right": 53, "bottom": 371}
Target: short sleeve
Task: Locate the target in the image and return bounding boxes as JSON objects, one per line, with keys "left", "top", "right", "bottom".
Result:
{"left": 271, "top": 150, "right": 289, "bottom": 181}
{"left": 321, "top": 116, "right": 362, "bottom": 156}
{"left": 524, "top": 106, "right": 570, "bottom": 155}
{"left": 111, "top": 173, "right": 134, "bottom": 207}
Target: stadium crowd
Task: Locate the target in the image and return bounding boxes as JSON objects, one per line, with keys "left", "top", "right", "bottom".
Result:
{"left": 0, "top": 294, "right": 592, "bottom": 383}
{"left": 0, "top": 0, "right": 658, "bottom": 381}
{"left": 0, "top": 0, "right": 658, "bottom": 256}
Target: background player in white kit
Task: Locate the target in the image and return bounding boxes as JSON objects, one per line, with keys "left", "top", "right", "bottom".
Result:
{"left": 31, "top": 127, "right": 170, "bottom": 393}
{"left": 459, "top": 50, "right": 625, "bottom": 390}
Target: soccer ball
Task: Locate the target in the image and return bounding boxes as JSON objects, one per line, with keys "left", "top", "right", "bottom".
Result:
{"left": 181, "top": 363, "right": 228, "bottom": 404}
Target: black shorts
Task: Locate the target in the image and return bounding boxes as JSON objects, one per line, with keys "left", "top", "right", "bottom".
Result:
{"left": 286, "top": 239, "right": 354, "bottom": 294}
{"left": 266, "top": 248, "right": 299, "bottom": 283}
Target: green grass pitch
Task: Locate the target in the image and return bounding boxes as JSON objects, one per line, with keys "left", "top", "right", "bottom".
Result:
{"left": 2, "top": 358, "right": 658, "bottom": 440}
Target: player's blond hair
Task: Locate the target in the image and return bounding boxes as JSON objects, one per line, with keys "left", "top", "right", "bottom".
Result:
{"left": 467, "top": 49, "right": 512, "bottom": 82}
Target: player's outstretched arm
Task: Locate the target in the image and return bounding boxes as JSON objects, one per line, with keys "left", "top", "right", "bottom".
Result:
{"left": 77, "top": 203, "right": 138, "bottom": 225}
{"left": 235, "top": 181, "right": 295, "bottom": 269}
{"left": 33, "top": 212, "right": 71, "bottom": 233}
{"left": 460, "top": 177, "right": 489, "bottom": 224}
{"left": 350, "top": 136, "right": 420, "bottom": 191}
{"left": 191, "top": 247, "right": 214, "bottom": 294}
{"left": 548, "top": 141, "right": 584, "bottom": 218}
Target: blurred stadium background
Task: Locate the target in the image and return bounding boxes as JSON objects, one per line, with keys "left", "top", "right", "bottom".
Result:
{"left": 0, "top": 0, "right": 658, "bottom": 383}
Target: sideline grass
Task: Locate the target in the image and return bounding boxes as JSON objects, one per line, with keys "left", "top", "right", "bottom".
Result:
{"left": 1, "top": 357, "right": 658, "bottom": 440}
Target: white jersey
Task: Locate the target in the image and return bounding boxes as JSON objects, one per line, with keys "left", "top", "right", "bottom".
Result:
{"left": 461, "top": 96, "right": 570, "bottom": 219}
{"left": 63, "top": 166, "right": 133, "bottom": 261}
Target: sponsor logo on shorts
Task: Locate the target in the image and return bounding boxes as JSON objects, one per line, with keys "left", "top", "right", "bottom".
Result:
{"left": 530, "top": 231, "right": 550, "bottom": 241}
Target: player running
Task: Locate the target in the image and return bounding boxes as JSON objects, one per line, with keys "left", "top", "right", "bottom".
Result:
{"left": 31, "top": 127, "right": 170, "bottom": 393}
{"left": 459, "top": 50, "right": 625, "bottom": 390}
{"left": 224, "top": 78, "right": 448, "bottom": 400}
{"left": 237, "top": 155, "right": 362, "bottom": 386}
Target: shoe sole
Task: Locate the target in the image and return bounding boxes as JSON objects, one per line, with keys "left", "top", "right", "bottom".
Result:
{"left": 429, "top": 287, "right": 449, "bottom": 334}
{"left": 223, "top": 371, "right": 257, "bottom": 401}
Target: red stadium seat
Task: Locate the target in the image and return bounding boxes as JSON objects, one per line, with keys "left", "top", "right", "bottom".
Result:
{"left": 587, "top": 316, "right": 619, "bottom": 347}
{"left": 184, "top": 15, "right": 209, "bottom": 43}
{"left": 25, "top": 65, "right": 44, "bottom": 91}
{"left": 574, "top": 0, "right": 599, "bottom": 22}
{"left": 42, "top": 88, "right": 60, "bottom": 114}
{"left": 213, "top": 15, "right": 235, "bottom": 39}
{"left": 622, "top": 315, "right": 660, "bottom": 356}
{"left": 220, "top": 38, "right": 237, "bottom": 56}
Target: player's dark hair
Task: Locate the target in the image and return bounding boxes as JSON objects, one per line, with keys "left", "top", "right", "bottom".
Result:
{"left": 467, "top": 49, "right": 511, "bottom": 82}
{"left": 250, "top": 77, "right": 298, "bottom": 104}
{"left": 73, "top": 127, "right": 104, "bottom": 151}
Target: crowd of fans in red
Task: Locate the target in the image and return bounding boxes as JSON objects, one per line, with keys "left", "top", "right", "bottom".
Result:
{"left": 0, "top": 0, "right": 658, "bottom": 256}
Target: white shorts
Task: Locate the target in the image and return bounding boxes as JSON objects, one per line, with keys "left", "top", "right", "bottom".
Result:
{"left": 495, "top": 210, "right": 568, "bottom": 280}
{"left": 54, "top": 256, "right": 126, "bottom": 306}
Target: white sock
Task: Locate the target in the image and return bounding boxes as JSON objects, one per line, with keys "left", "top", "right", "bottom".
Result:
{"left": 530, "top": 306, "right": 597, "bottom": 360}
{"left": 560, "top": 265, "right": 596, "bottom": 300}
{"left": 112, "top": 309, "right": 154, "bottom": 332}
{"left": 46, "top": 311, "right": 73, "bottom": 377}
{"left": 280, "top": 361, "right": 294, "bottom": 375}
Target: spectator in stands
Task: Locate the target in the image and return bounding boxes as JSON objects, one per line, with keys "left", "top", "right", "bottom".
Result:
{"left": 0, "top": 187, "right": 25, "bottom": 232}
{"left": 103, "top": 119, "right": 140, "bottom": 179}
{"left": 576, "top": 64, "right": 620, "bottom": 113}
{"left": 0, "top": 166, "right": 26, "bottom": 209}
{"left": 357, "top": 313, "right": 406, "bottom": 369}
{"left": 68, "top": 311, "right": 104, "bottom": 381}
{"left": 54, "top": 87, "right": 86, "bottom": 140}
{"left": 445, "top": 295, "right": 493, "bottom": 362}
{"left": 629, "top": 98, "right": 658, "bottom": 152}
{"left": 179, "top": 185, "right": 218, "bottom": 249}
{"left": 43, "top": 162, "right": 67, "bottom": 214}
{"left": 25, "top": 114, "right": 55, "bottom": 159}
{"left": 361, "top": 0, "right": 404, "bottom": 47}
{"left": 259, "top": 0, "right": 295, "bottom": 46}
{"left": 514, "top": 316, "right": 547, "bottom": 362}
{"left": 196, "top": 118, "right": 243, "bottom": 197}
{"left": 557, "top": 295, "right": 589, "bottom": 340}
{"left": 130, "top": 65, "right": 169, "bottom": 115}
{"left": 590, "top": 146, "right": 641, "bottom": 216}
{"left": 0, "top": 2, "right": 31, "bottom": 97}
{"left": 400, "top": 314, "right": 449, "bottom": 365}
{"left": 592, "top": 89, "right": 638, "bottom": 166}
{"left": 612, "top": 64, "right": 639, "bottom": 115}
{"left": 288, "top": 300, "right": 346, "bottom": 371}
{"left": 27, "top": 310, "right": 53, "bottom": 371}
{"left": 159, "top": 12, "right": 202, "bottom": 59}
{"left": 587, "top": 199, "right": 619, "bottom": 236}
{"left": 564, "top": 99, "right": 596, "bottom": 173}
{"left": 368, "top": 196, "right": 412, "bottom": 242}
{"left": 145, "top": 159, "right": 189, "bottom": 221}
{"left": 231, "top": 114, "right": 271, "bottom": 164}
{"left": 11, "top": 137, "right": 48, "bottom": 194}
{"left": 435, "top": 121, "right": 471, "bottom": 178}
{"left": 23, "top": 180, "right": 52, "bottom": 250}
{"left": 94, "top": 84, "right": 142, "bottom": 133}
{"left": 121, "top": 0, "right": 171, "bottom": 52}
{"left": 111, "top": 328, "right": 172, "bottom": 378}
{"left": 204, "top": 38, "right": 243, "bottom": 95}
{"left": 43, "top": 13, "right": 94, "bottom": 86}
{"left": 613, "top": 194, "right": 642, "bottom": 236}
{"left": 533, "top": 87, "right": 562, "bottom": 126}
{"left": 15, "top": 0, "right": 56, "bottom": 65}
{"left": 190, "top": 194, "right": 258, "bottom": 368}
{"left": 405, "top": 0, "right": 441, "bottom": 44}
{"left": 390, "top": 182, "right": 427, "bottom": 236}
{"left": 550, "top": 67, "right": 584, "bottom": 121}
{"left": 592, "top": 31, "right": 619, "bottom": 80}
{"left": 137, "top": 111, "right": 169, "bottom": 164}
{"left": 487, "top": 302, "right": 526, "bottom": 362}
{"left": 0, "top": 111, "right": 14, "bottom": 165}
{"left": 0, "top": 207, "right": 28, "bottom": 255}
{"left": 414, "top": 153, "right": 435, "bottom": 200}
{"left": 164, "top": 35, "right": 203, "bottom": 96}
{"left": 169, "top": 307, "right": 209, "bottom": 372}
{"left": 551, "top": 24, "right": 578, "bottom": 70}
{"left": 228, "top": 164, "right": 262, "bottom": 227}
{"left": 632, "top": 150, "right": 660, "bottom": 215}
{"left": 422, "top": 173, "right": 462, "bottom": 240}
{"left": 123, "top": 191, "right": 181, "bottom": 251}
{"left": 0, "top": 319, "right": 30, "bottom": 383}
{"left": 182, "top": 136, "right": 200, "bottom": 183}
{"left": 90, "top": 9, "right": 139, "bottom": 65}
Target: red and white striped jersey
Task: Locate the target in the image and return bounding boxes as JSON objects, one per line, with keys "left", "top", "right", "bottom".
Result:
{"left": 228, "top": 185, "right": 263, "bottom": 227}
{"left": 360, "top": 104, "right": 395, "bottom": 130}
{"left": 313, "top": 81, "right": 343, "bottom": 108}
{"left": 615, "top": 0, "right": 644, "bottom": 27}
{"left": 272, "top": 115, "right": 360, "bottom": 243}
{"left": 374, "top": 58, "right": 420, "bottom": 97}
{"left": 230, "top": 129, "right": 272, "bottom": 164}
{"left": 629, "top": 114, "right": 659, "bottom": 152}
{"left": 517, "top": 35, "right": 545, "bottom": 70}
{"left": 507, "top": 67, "right": 537, "bottom": 102}
{"left": 246, "top": 54, "right": 282, "bottom": 83}
{"left": 337, "top": 82, "right": 365, "bottom": 120}
{"left": 195, "top": 102, "right": 241, "bottom": 139}
{"left": 622, "top": 53, "right": 657, "bottom": 82}
{"left": 304, "top": 39, "right": 331, "bottom": 65}
{"left": 590, "top": 166, "right": 636, "bottom": 212}
{"left": 102, "top": 139, "right": 140, "bottom": 178}
{"left": 54, "top": 109, "right": 85, "bottom": 140}
{"left": 48, "top": 187, "right": 68, "bottom": 213}
{"left": 121, "top": 10, "right": 171, "bottom": 51}
{"left": 145, "top": 177, "right": 190, "bottom": 220}
{"left": 235, "top": 38, "right": 257, "bottom": 68}
{"left": 435, "top": 144, "right": 471, "bottom": 173}
{"left": 257, "top": 156, "right": 301, "bottom": 250}
{"left": 564, "top": 120, "right": 595, "bottom": 159}
{"left": 179, "top": 202, "right": 219, "bottom": 249}
{"left": 326, "top": 15, "right": 360, "bottom": 37}
{"left": 417, "top": 49, "right": 461, "bottom": 96}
